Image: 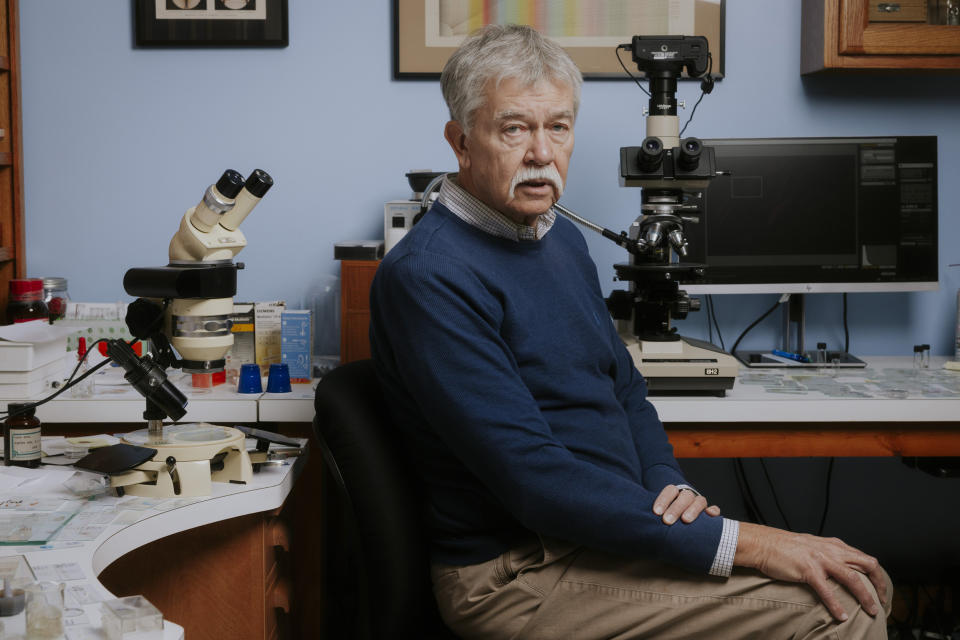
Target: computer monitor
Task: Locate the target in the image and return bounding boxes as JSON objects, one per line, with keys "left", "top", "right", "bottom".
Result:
{"left": 677, "top": 136, "right": 938, "bottom": 365}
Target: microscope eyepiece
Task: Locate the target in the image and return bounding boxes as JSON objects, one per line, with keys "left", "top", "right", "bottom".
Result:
{"left": 215, "top": 170, "right": 245, "bottom": 199}
{"left": 638, "top": 137, "right": 664, "bottom": 173}
{"left": 244, "top": 169, "right": 274, "bottom": 198}
{"left": 677, "top": 137, "right": 703, "bottom": 171}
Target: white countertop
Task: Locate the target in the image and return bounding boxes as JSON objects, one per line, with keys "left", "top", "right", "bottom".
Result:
{"left": 257, "top": 356, "right": 960, "bottom": 425}
{"left": 5, "top": 356, "right": 960, "bottom": 426}
{"left": 0, "top": 452, "right": 303, "bottom": 639}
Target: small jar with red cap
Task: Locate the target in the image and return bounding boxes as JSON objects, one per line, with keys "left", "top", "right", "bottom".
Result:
{"left": 6, "top": 279, "right": 49, "bottom": 324}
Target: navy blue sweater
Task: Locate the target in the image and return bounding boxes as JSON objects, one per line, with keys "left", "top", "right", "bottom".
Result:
{"left": 370, "top": 202, "right": 723, "bottom": 573}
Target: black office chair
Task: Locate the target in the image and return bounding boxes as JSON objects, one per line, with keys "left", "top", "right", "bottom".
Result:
{"left": 312, "top": 359, "right": 457, "bottom": 639}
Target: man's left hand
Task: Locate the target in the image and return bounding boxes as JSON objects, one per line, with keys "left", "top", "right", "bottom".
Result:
{"left": 653, "top": 484, "right": 721, "bottom": 524}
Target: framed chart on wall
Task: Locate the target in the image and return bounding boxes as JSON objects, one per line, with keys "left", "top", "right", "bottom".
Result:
{"left": 134, "top": 0, "right": 289, "bottom": 47}
{"left": 393, "top": 0, "right": 724, "bottom": 79}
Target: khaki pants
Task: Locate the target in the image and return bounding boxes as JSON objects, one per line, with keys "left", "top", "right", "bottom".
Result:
{"left": 431, "top": 537, "right": 892, "bottom": 640}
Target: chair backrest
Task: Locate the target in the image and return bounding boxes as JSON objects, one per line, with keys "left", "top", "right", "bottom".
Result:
{"left": 313, "top": 359, "right": 453, "bottom": 639}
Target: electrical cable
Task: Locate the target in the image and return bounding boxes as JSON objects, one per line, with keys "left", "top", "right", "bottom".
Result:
{"left": 842, "top": 293, "right": 850, "bottom": 354}
{"left": 706, "top": 297, "right": 714, "bottom": 345}
{"left": 758, "top": 459, "right": 793, "bottom": 531}
{"left": 679, "top": 53, "right": 712, "bottom": 137}
{"left": 730, "top": 296, "right": 784, "bottom": 363}
{"left": 706, "top": 295, "right": 726, "bottom": 351}
{"left": 733, "top": 459, "right": 767, "bottom": 525}
{"left": 816, "top": 458, "right": 835, "bottom": 536}
{"left": 615, "top": 45, "right": 650, "bottom": 97}
{"left": 679, "top": 91, "right": 706, "bottom": 138}
{"left": 0, "top": 338, "right": 135, "bottom": 418}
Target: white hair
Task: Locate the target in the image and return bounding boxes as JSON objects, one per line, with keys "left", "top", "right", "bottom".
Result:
{"left": 440, "top": 24, "right": 583, "bottom": 132}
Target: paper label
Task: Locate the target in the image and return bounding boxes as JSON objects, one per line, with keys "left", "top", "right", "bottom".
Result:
{"left": 9, "top": 428, "right": 41, "bottom": 460}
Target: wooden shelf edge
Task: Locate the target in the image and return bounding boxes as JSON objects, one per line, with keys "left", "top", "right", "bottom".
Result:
{"left": 0, "top": 247, "right": 12, "bottom": 263}
{"left": 0, "top": 151, "right": 10, "bottom": 166}
{"left": 0, "top": 55, "right": 8, "bottom": 71}
{"left": 802, "top": 57, "right": 960, "bottom": 74}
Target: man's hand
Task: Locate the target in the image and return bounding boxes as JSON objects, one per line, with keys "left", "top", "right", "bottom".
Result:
{"left": 652, "top": 484, "right": 721, "bottom": 524}
{"left": 735, "top": 522, "right": 888, "bottom": 622}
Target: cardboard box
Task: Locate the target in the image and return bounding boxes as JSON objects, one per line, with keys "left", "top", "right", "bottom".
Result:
{"left": 281, "top": 310, "right": 312, "bottom": 382}
{"left": 254, "top": 301, "right": 285, "bottom": 374}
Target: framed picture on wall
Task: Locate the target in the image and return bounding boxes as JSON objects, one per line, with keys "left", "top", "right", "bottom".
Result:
{"left": 134, "top": 0, "right": 288, "bottom": 47}
{"left": 393, "top": 0, "right": 724, "bottom": 79}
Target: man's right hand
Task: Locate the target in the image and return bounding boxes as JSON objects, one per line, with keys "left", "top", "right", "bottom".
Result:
{"left": 734, "top": 522, "right": 888, "bottom": 622}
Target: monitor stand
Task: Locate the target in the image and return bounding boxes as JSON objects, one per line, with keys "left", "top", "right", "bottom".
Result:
{"left": 736, "top": 293, "right": 866, "bottom": 369}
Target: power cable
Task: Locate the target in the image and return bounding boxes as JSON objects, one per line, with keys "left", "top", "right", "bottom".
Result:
{"left": 759, "top": 459, "right": 793, "bottom": 531}
{"left": 816, "top": 458, "right": 835, "bottom": 536}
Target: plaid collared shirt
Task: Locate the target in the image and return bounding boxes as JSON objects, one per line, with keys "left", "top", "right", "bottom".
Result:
{"left": 436, "top": 175, "right": 556, "bottom": 241}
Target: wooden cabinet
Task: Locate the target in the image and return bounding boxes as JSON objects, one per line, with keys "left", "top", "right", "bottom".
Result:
{"left": 0, "top": 0, "right": 25, "bottom": 319}
{"left": 339, "top": 260, "right": 379, "bottom": 363}
{"left": 802, "top": 0, "right": 960, "bottom": 73}
{"left": 99, "top": 509, "right": 294, "bottom": 640}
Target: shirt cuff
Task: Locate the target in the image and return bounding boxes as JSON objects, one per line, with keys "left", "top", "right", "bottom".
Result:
{"left": 708, "top": 518, "right": 739, "bottom": 577}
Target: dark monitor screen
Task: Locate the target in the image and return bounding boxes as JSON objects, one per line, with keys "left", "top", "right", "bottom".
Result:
{"left": 679, "top": 136, "right": 938, "bottom": 294}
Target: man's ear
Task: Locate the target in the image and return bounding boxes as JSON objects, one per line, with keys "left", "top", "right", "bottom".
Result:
{"left": 444, "top": 120, "right": 470, "bottom": 169}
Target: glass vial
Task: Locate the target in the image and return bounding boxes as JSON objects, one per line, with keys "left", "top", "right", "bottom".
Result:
{"left": 6, "top": 279, "right": 49, "bottom": 324}
{"left": 4, "top": 404, "right": 42, "bottom": 468}
{"left": 41, "top": 277, "right": 70, "bottom": 322}
{"left": 70, "top": 337, "right": 95, "bottom": 399}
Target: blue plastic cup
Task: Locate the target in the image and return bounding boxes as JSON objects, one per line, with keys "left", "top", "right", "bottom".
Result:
{"left": 238, "top": 363, "right": 263, "bottom": 394}
{"left": 266, "top": 363, "right": 292, "bottom": 393}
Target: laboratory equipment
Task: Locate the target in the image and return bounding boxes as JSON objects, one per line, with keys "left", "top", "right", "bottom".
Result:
{"left": 101, "top": 595, "right": 163, "bottom": 640}
{"left": 25, "top": 581, "right": 64, "bottom": 639}
{"left": 98, "top": 169, "right": 274, "bottom": 497}
{"left": 3, "top": 403, "right": 41, "bottom": 468}
{"left": 237, "top": 362, "right": 263, "bottom": 393}
{"left": 41, "top": 277, "right": 69, "bottom": 321}
{"left": 0, "top": 578, "right": 24, "bottom": 616}
{"left": 554, "top": 35, "right": 738, "bottom": 394}
{"left": 384, "top": 170, "right": 445, "bottom": 254}
{"left": 69, "top": 337, "right": 95, "bottom": 398}
{"left": 672, "top": 136, "right": 938, "bottom": 367}
{"left": 265, "top": 362, "right": 291, "bottom": 393}
{"left": 6, "top": 278, "right": 48, "bottom": 324}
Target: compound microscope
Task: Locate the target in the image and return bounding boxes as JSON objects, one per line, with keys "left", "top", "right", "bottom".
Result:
{"left": 555, "top": 35, "right": 738, "bottom": 395}
{"left": 75, "top": 169, "right": 302, "bottom": 498}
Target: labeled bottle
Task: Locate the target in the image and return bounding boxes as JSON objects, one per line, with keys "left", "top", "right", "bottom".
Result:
{"left": 3, "top": 404, "right": 41, "bottom": 468}
{"left": 6, "top": 279, "right": 49, "bottom": 324}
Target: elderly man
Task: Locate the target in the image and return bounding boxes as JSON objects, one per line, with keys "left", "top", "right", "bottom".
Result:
{"left": 370, "top": 24, "right": 891, "bottom": 639}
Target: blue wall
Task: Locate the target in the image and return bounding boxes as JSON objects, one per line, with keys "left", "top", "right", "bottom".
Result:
{"left": 19, "top": 2, "right": 960, "bottom": 357}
